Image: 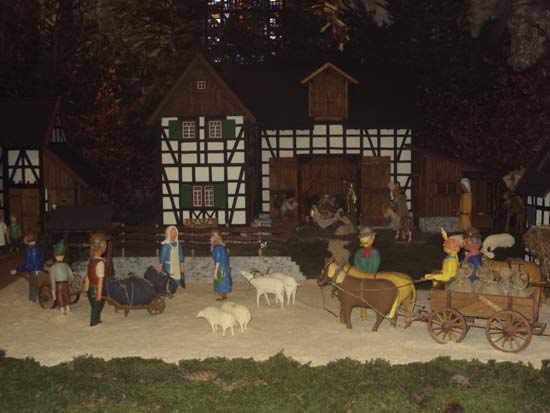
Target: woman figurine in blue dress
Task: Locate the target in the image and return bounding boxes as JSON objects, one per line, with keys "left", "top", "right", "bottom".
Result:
{"left": 210, "top": 229, "right": 231, "bottom": 301}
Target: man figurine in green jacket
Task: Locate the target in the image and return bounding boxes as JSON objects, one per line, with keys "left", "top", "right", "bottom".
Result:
{"left": 353, "top": 226, "right": 380, "bottom": 273}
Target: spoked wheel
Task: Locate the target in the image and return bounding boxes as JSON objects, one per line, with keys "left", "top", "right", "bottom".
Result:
{"left": 485, "top": 310, "right": 532, "bottom": 353}
{"left": 428, "top": 308, "right": 468, "bottom": 344}
{"left": 147, "top": 296, "right": 166, "bottom": 316}
{"left": 38, "top": 286, "right": 55, "bottom": 309}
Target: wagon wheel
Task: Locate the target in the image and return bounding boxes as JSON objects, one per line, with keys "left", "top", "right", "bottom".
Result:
{"left": 428, "top": 308, "right": 468, "bottom": 344}
{"left": 147, "top": 296, "right": 166, "bottom": 316}
{"left": 485, "top": 310, "right": 532, "bottom": 353}
{"left": 70, "top": 275, "right": 84, "bottom": 291}
{"left": 38, "top": 286, "right": 55, "bottom": 309}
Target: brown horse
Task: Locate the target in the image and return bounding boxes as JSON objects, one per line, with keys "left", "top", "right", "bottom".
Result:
{"left": 318, "top": 259, "right": 398, "bottom": 330}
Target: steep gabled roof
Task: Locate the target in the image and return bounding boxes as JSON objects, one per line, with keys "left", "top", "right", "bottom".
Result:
{"left": 0, "top": 97, "right": 61, "bottom": 148}
{"left": 300, "top": 62, "right": 359, "bottom": 85}
{"left": 147, "top": 54, "right": 255, "bottom": 124}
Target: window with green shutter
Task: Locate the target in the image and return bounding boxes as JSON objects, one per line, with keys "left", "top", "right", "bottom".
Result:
{"left": 180, "top": 184, "right": 191, "bottom": 209}
{"left": 222, "top": 119, "right": 236, "bottom": 139}
{"left": 168, "top": 119, "right": 182, "bottom": 140}
{"left": 214, "top": 183, "right": 227, "bottom": 208}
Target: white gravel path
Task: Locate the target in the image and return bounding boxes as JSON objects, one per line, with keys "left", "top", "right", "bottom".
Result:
{"left": 2, "top": 278, "right": 550, "bottom": 367}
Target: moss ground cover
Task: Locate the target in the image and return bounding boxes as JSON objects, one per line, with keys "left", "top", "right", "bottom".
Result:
{"left": 1, "top": 351, "right": 549, "bottom": 412}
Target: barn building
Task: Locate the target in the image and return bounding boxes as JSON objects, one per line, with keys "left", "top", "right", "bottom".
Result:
{"left": 149, "top": 55, "right": 415, "bottom": 227}
{"left": 0, "top": 97, "right": 98, "bottom": 233}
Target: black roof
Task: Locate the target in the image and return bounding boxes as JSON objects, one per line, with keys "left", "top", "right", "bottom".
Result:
{"left": 0, "top": 97, "right": 60, "bottom": 148}
{"left": 216, "top": 61, "right": 417, "bottom": 129}
{"left": 516, "top": 138, "right": 550, "bottom": 197}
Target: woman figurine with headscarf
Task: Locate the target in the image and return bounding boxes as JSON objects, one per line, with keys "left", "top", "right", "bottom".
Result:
{"left": 210, "top": 229, "right": 231, "bottom": 301}
{"left": 458, "top": 178, "right": 472, "bottom": 232}
{"left": 158, "top": 225, "right": 186, "bottom": 289}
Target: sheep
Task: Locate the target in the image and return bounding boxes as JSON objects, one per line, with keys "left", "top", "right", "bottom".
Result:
{"left": 240, "top": 271, "right": 285, "bottom": 309}
{"left": 221, "top": 301, "right": 251, "bottom": 333}
{"left": 267, "top": 272, "right": 300, "bottom": 305}
{"left": 481, "top": 233, "right": 515, "bottom": 259}
{"left": 197, "top": 306, "right": 235, "bottom": 336}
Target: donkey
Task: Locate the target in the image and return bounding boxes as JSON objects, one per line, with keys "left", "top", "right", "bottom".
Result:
{"left": 318, "top": 259, "right": 397, "bottom": 330}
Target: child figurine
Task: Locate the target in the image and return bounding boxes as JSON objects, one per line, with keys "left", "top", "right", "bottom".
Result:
{"left": 10, "top": 231, "right": 45, "bottom": 302}
{"left": 353, "top": 226, "right": 380, "bottom": 273}
{"left": 8, "top": 215, "right": 21, "bottom": 253}
{"left": 158, "top": 225, "right": 186, "bottom": 289}
{"left": 210, "top": 229, "right": 232, "bottom": 301}
{"left": 84, "top": 233, "right": 107, "bottom": 327}
{"left": 463, "top": 227, "right": 482, "bottom": 283}
{"left": 424, "top": 228, "right": 460, "bottom": 287}
{"left": 49, "top": 240, "right": 74, "bottom": 314}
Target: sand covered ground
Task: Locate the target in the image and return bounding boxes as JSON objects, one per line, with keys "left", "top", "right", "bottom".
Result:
{"left": 2, "top": 276, "right": 550, "bottom": 368}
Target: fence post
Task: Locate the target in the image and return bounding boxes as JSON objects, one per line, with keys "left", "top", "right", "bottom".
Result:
{"left": 258, "top": 229, "right": 263, "bottom": 256}
{"left": 121, "top": 223, "right": 126, "bottom": 258}
{"left": 155, "top": 224, "right": 160, "bottom": 257}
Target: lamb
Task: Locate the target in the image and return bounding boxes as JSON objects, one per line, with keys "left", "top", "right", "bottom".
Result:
{"left": 481, "top": 233, "right": 515, "bottom": 259}
{"left": 268, "top": 272, "right": 300, "bottom": 305}
{"left": 240, "top": 271, "right": 285, "bottom": 309}
{"left": 221, "top": 301, "right": 251, "bottom": 333}
{"left": 197, "top": 306, "right": 235, "bottom": 336}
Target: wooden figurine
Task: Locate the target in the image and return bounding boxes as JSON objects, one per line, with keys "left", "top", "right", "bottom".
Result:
{"left": 424, "top": 228, "right": 460, "bottom": 286}
{"left": 159, "top": 225, "right": 186, "bottom": 289}
{"left": 344, "top": 180, "right": 358, "bottom": 223}
{"left": 458, "top": 178, "right": 472, "bottom": 231}
{"left": 8, "top": 215, "right": 22, "bottom": 253}
{"left": 0, "top": 210, "right": 8, "bottom": 254}
{"left": 11, "top": 231, "right": 45, "bottom": 302}
{"left": 353, "top": 226, "right": 380, "bottom": 273}
{"left": 318, "top": 260, "right": 398, "bottom": 330}
{"left": 49, "top": 240, "right": 74, "bottom": 314}
{"left": 210, "top": 229, "right": 232, "bottom": 301}
{"left": 84, "top": 233, "right": 108, "bottom": 327}
{"left": 463, "top": 227, "right": 482, "bottom": 282}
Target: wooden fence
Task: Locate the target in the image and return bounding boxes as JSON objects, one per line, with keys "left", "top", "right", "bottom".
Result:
{"left": 64, "top": 223, "right": 285, "bottom": 259}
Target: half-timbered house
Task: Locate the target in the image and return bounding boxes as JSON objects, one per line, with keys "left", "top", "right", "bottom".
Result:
{"left": 149, "top": 55, "right": 415, "bottom": 227}
{"left": 0, "top": 97, "right": 98, "bottom": 233}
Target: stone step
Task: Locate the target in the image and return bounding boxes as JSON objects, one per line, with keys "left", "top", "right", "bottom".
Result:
{"left": 72, "top": 256, "right": 306, "bottom": 284}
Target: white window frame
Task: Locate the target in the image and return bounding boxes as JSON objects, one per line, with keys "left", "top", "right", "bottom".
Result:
{"left": 208, "top": 120, "right": 223, "bottom": 139}
{"left": 204, "top": 185, "right": 215, "bottom": 207}
{"left": 182, "top": 120, "right": 196, "bottom": 140}
{"left": 192, "top": 185, "right": 203, "bottom": 207}
{"left": 197, "top": 80, "right": 207, "bottom": 90}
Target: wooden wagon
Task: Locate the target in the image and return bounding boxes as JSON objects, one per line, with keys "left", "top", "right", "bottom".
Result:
{"left": 424, "top": 289, "right": 546, "bottom": 353}
{"left": 22, "top": 271, "right": 84, "bottom": 309}
{"left": 105, "top": 294, "right": 166, "bottom": 317}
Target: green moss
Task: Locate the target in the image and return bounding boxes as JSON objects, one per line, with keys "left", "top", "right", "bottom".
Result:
{"left": 1, "top": 353, "right": 549, "bottom": 412}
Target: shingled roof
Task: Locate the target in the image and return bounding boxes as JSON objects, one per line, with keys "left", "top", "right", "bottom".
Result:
{"left": 0, "top": 97, "right": 61, "bottom": 148}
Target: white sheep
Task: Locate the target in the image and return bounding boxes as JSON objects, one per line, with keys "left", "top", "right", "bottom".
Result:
{"left": 268, "top": 272, "right": 300, "bottom": 305}
{"left": 481, "top": 233, "right": 515, "bottom": 259}
{"left": 197, "top": 306, "right": 235, "bottom": 336}
{"left": 240, "top": 271, "right": 285, "bottom": 309}
{"left": 221, "top": 301, "right": 251, "bottom": 333}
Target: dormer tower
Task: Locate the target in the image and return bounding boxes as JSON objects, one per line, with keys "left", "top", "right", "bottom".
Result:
{"left": 300, "top": 63, "right": 358, "bottom": 121}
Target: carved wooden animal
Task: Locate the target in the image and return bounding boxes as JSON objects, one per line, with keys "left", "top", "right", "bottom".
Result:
{"left": 322, "top": 261, "right": 416, "bottom": 324}
{"left": 327, "top": 239, "right": 351, "bottom": 266}
{"left": 318, "top": 261, "right": 398, "bottom": 330}
{"left": 383, "top": 208, "right": 412, "bottom": 242}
